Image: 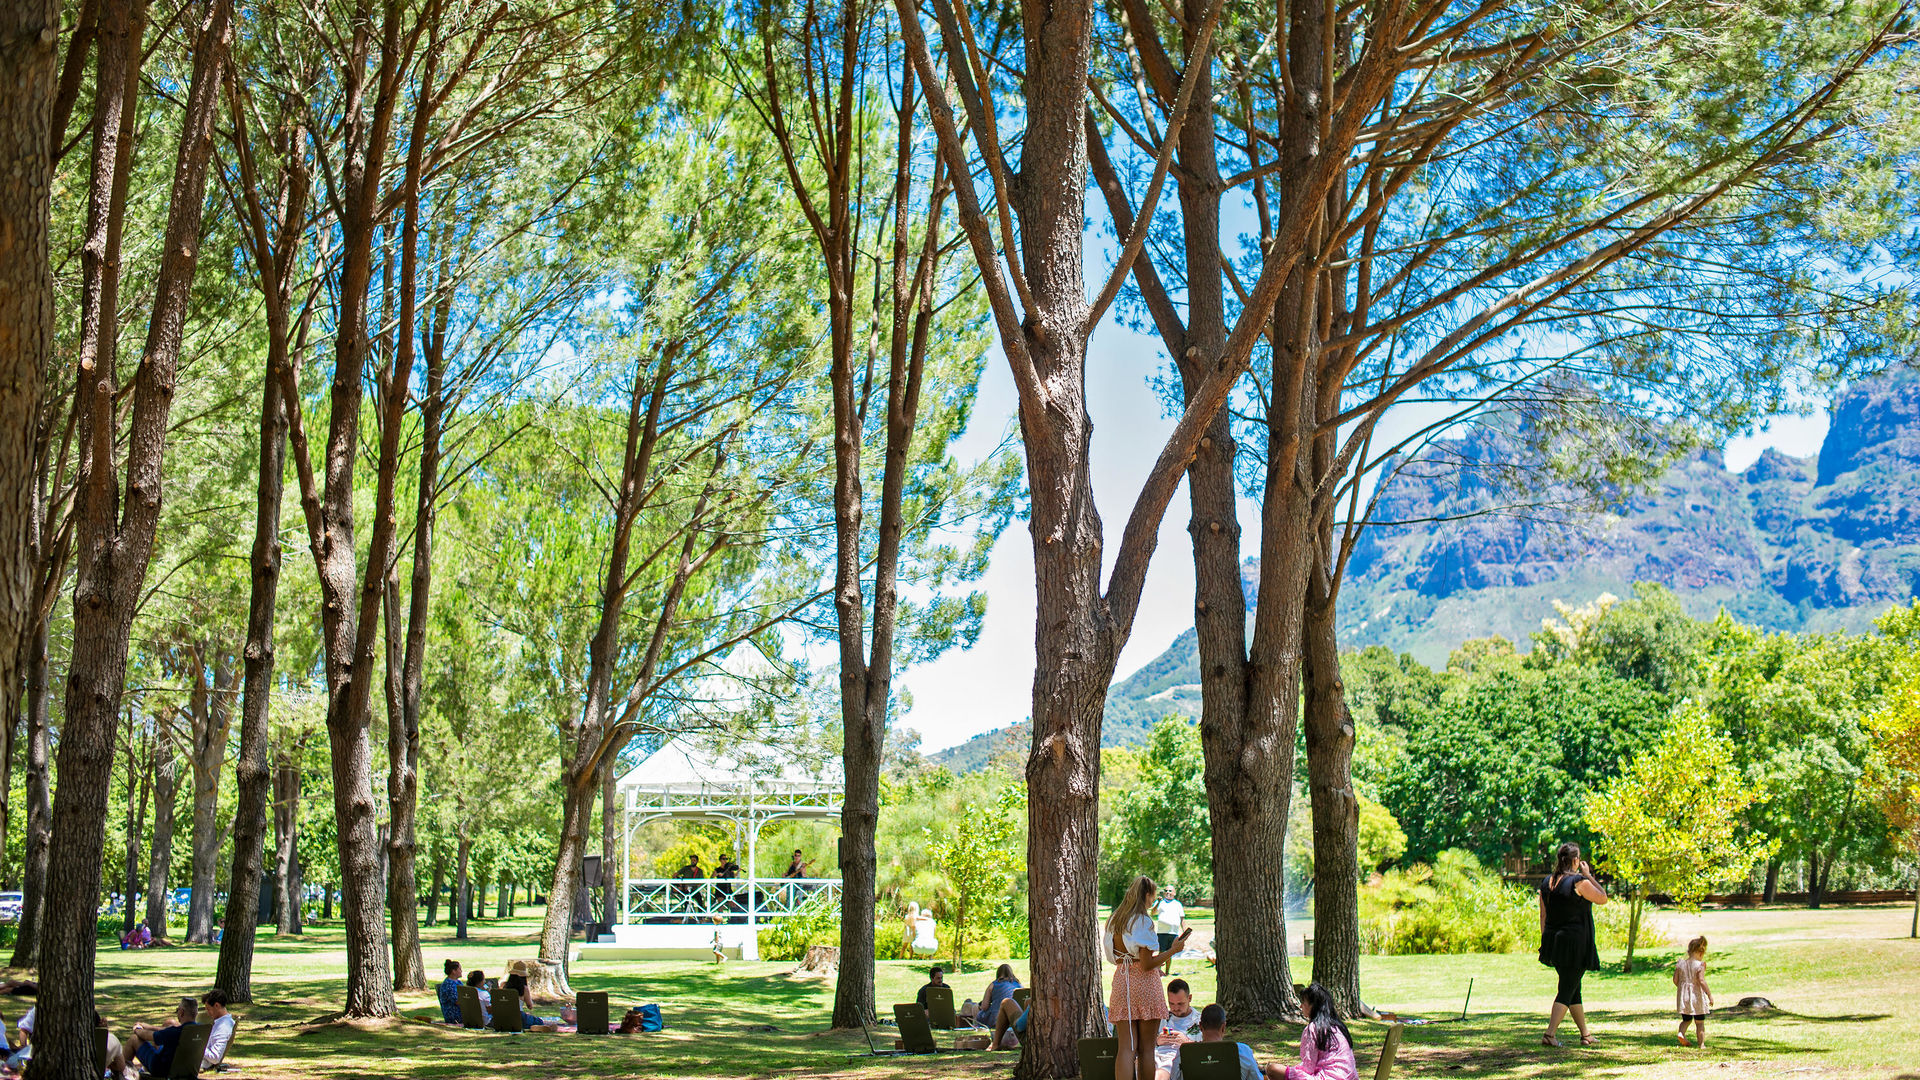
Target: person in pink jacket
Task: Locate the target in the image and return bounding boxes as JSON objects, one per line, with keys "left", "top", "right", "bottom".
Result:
{"left": 1281, "top": 984, "right": 1358, "bottom": 1080}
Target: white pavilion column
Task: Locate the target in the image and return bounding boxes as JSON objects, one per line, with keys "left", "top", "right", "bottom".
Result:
{"left": 620, "top": 789, "right": 632, "bottom": 925}
{"left": 746, "top": 805, "right": 760, "bottom": 961}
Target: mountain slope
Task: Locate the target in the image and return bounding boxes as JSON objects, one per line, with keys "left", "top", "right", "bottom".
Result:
{"left": 931, "top": 372, "right": 1920, "bottom": 769}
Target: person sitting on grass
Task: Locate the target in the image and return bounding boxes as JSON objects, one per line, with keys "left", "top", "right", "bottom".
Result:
{"left": 914, "top": 966, "right": 948, "bottom": 1010}
{"left": 500, "top": 973, "right": 559, "bottom": 1031}
{"left": 466, "top": 970, "right": 493, "bottom": 1025}
{"left": 1276, "top": 984, "right": 1356, "bottom": 1080}
{"left": 1153, "top": 979, "right": 1202, "bottom": 1080}
{"left": 970, "top": 965, "right": 1021, "bottom": 1027}
{"left": 2, "top": 998, "right": 32, "bottom": 1072}
{"left": 127, "top": 999, "right": 197, "bottom": 1077}
{"left": 987, "top": 996, "right": 1028, "bottom": 1051}
{"left": 437, "top": 960, "right": 465, "bottom": 1024}
{"left": 1166, "top": 1004, "right": 1264, "bottom": 1080}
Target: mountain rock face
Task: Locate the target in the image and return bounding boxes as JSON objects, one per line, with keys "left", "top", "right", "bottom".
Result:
{"left": 931, "top": 372, "right": 1920, "bottom": 769}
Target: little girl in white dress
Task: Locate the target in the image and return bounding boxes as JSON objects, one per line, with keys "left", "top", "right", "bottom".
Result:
{"left": 1673, "top": 936, "right": 1714, "bottom": 1047}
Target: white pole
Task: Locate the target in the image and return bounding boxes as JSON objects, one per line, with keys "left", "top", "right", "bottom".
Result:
{"left": 620, "top": 788, "right": 632, "bottom": 926}
{"left": 746, "top": 798, "right": 760, "bottom": 962}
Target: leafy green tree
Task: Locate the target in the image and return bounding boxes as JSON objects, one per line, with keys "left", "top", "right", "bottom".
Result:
{"left": 1102, "top": 718, "right": 1210, "bottom": 901}
{"left": 1587, "top": 705, "right": 1775, "bottom": 971}
{"left": 1381, "top": 652, "right": 1667, "bottom": 866}
{"left": 1704, "top": 622, "right": 1893, "bottom": 905}
{"left": 926, "top": 784, "right": 1025, "bottom": 972}
{"left": 1866, "top": 602, "right": 1920, "bottom": 937}
{"left": 1531, "top": 585, "right": 1710, "bottom": 702}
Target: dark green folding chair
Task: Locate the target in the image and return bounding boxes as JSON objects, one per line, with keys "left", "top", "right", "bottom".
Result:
{"left": 891, "top": 1004, "right": 940, "bottom": 1054}
{"left": 491, "top": 988, "right": 525, "bottom": 1033}
{"left": 1373, "top": 1024, "right": 1405, "bottom": 1080}
{"left": 167, "top": 1023, "right": 212, "bottom": 1079}
{"left": 1077, "top": 1036, "right": 1118, "bottom": 1080}
{"left": 1012, "top": 988, "right": 1032, "bottom": 1010}
{"left": 93, "top": 1026, "right": 111, "bottom": 1076}
{"left": 922, "top": 985, "right": 967, "bottom": 1030}
{"left": 456, "top": 985, "right": 487, "bottom": 1029}
{"left": 1177, "top": 1040, "right": 1245, "bottom": 1080}
{"left": 575, "top": 991, "right": 609, "bottom": 1035}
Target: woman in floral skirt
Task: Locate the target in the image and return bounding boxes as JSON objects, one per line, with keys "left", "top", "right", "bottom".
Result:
{"left": 1109, "top": 875, "right": 1192, "bottom": 1080}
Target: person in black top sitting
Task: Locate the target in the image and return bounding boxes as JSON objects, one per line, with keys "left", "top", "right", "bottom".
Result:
{"left": 783, "top": 849, "right": 810, "bottom": 878}
{"left": 1538, "top": 841, "right": 1610, "bottom": 1047}
{"left": 914, "top": 966, "right": 947, "bottom": 1010}
{"left": 129, "top": 999, "right": 197, "bottom": 1075}
{"left": 714, "top": 855, "right": 744, "bottom": 916}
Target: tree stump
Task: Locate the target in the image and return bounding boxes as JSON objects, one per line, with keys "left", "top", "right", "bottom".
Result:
{"left": 792, "top": 945, "right": 839, "bottom": 979}
{"left": 509, "top": 958, "right": 574, "bottom": 1003}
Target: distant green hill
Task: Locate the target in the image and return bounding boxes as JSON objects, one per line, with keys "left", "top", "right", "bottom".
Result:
{"left": 931, "top": 372, "right": 1920, "bottom": 771}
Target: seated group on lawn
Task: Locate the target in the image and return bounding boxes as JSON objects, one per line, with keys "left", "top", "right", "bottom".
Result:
{"left": 434, "top": 960, "right": 652, "bottom": 1034}
{"left": 1, "top": 985, "right": 235, "bottom": 1079}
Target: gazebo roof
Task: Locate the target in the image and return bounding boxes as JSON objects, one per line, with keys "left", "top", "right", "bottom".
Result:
{"left": 617, "top": 735, "right": 841, "bottom": 818}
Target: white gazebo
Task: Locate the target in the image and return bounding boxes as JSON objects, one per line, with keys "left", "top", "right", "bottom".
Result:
{"left": 575, "top": 735, "right": 842, "bottom": 961}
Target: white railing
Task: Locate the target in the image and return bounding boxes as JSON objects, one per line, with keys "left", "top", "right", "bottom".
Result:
{"left": 622, "top": 876, "right": 840, "bottom": 922}
{"left": 627, "top": 782, "right": 841, "bottom": 815}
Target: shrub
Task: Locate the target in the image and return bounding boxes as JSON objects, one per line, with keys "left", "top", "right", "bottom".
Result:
{"left": 757, "top": 895, "right": 839, "bottom": 962}
{"left": 1596, "top": 896, "right": 1670, "bottom": 952}
{"left": 873, "top": 920, "right": 906, "bottom": 960}
{"left": 1359, "top": 849, "right": 1537, "bottom": 955}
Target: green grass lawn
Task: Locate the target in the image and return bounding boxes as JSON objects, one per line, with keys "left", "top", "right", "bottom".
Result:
{"left": 51, "top": 904, "right": 1920, "bottom": 1078}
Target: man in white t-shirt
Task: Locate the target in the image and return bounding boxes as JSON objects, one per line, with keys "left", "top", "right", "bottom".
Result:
{"left": 1166, "top": 1004, "right": 1263, "bottom": 1080}
{"left": 200, "top": 989, "right": 237, "bottom": 1067}
{"left": 1152, "top": 886, "right": 1186, "bottom": 976}
{"left": 1152, "top": 980, "right": 1202, "bottom": 1080}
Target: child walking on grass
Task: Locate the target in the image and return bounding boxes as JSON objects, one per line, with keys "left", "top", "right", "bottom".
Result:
{"left": 1674, "top": 936, "right": 1714, "bottom": 1047}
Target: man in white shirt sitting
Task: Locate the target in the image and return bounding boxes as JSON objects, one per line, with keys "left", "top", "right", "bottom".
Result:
{"left": 1166, "top": 1004, "right": 1264, "bottom": 1080}
{"left": 1152, "top": 887, "right": 1186, "bottom": 977}
{"left": 200, "top": 990, "right": 237, "bottom": 1069}
{"left": 1153, "top": 979, "right": 1202, "bottom": 1080}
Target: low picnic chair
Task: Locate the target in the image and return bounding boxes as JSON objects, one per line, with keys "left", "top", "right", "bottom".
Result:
{"left": 456, "top": 985, "right": 487, "bottom": 1030}
{"left": 491, "top": 988, "right": 526, "bottom": 1033}
{"left": 1373, "top": 1023, "right": 1405, "bottom": 1080}
{"left": 162, "top": 1023, "right": 212, "bottom": 1080}
{"left": 1177, "top": 1040, "right": 1244, "bottom": 1080}
{"left": 1076, "top": 1036, "right": 1118, "bottom": 1080}
{"left": 891, "top": 1004, "right": 941, "bottom": 1054}
{"left": 922, "top": 986, "right": 972, "bottom": 1031}
{"left": 1012, "top": 988, "right": 1032, "bottom": 1010}
{"left": 575, "top": 991, "right": 610, "bottom": 1035}
{"left": 93, "top": 1026, "right": 111, "bottom": 1076}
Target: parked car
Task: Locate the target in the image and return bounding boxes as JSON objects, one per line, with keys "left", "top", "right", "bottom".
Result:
{"left": 0, "top": 892, "right": 22, "bottom": 922}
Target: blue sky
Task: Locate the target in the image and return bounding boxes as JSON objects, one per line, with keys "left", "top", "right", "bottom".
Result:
{"left": 892, "top": 323, "right": 1836, "bottom": 755}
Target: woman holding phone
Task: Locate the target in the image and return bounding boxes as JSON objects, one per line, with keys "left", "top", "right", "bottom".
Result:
{"left": 1109, "top": 875, "right": 1192, "bottom": 1080}
{"left": 1538, "top": 842, "right": 1609, "bottom": 1047}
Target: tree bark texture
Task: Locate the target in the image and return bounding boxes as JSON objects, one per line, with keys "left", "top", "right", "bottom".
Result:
{"left": 599, "top": 767, "right": 616, "bottom": 926}
{"left": 455, "top": 833, "right": 471, "bottom": 940}
{"left": 0, "top": 0, "right": 58, "bottom": 836}
{"left": 1304, "top": 573, "right": 1362, "bottom": 1012}
{"left": 145, "top": 707, "right": 179, "bottom": 936}
{"left": 425, "top": 851, "right": 445, "bottom": 926}
{"left": 121, "top": 710, "right": 150, "bottom": 935}
{"left": 280, "top": 0, "right": 404, "bottom": 1017}
{"left": 10, "top": 620, "right": 52, "bottom": 966}
{"left": 274, "top": 744, "right": 303, "bottom": 935}
{"left": 187, "top": 647, "right": 236, "bottom": 943}
{"left": 39, "top": 0, "right": 230, "bottom": 1073}
{"left": 216, "top": 355, "right": 289, "bottom": 1001}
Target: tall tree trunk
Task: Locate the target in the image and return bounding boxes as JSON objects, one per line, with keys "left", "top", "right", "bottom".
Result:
{"left": 454, "top": 833, "right": 470, "bottom": 940}
{"left": 497, "top": 871, "right": 510, "bottom": 919}
{"left": 215, "top": 348, "right": 289, "bottom": 1001}
{"left": 187, "top": 649, "right": 235, "bottom": 943}
{"left": 0, "top": 0, "right": 58, "bottom": 801}
{"left": 273, "top": 742, "right": 303, "bottom": 935}
{"left": 39, "top": 0, "right": 230, "bottom": 1072}
{"left": 145, "top": 708, "right": 178, "bottom": 935}
{"left": 121, "top": 707, "right": 150, "bottom": 935}
{"left": 1303, "top": 571, "right": 1362, "bottom": 1013}
{"left": 425, "top": 849, "right": 445, "bottom": 926}
{"left": 10, "top": 620, "right": 52, "bottom": 967}
{"left": 599, "top": 767, "right": 616, "bottom": 927}
{"left": 1763, "top": 858, "right": 1779, "bottom": 904}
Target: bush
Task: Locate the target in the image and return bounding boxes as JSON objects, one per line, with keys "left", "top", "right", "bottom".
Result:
{"left": 1359, "top": 849, "right": 1537, "bottom": 955}
{"left": 757, "top": 895, "right": 839, "bottom": 962}
{"left": 873, "top": 920, "right": 906, "bottom": 960}
{"left": 1595, "top": 896, "right": 1671, "bottom": 952}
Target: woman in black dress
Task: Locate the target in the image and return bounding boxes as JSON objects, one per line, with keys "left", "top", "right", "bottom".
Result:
{"left": 1538, "top": 841, "right": 1609, "bottom": 1047}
